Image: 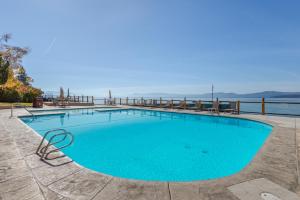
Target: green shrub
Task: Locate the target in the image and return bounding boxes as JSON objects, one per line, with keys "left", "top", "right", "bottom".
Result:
{"left": 0, "top": 87, "right": 21, "bottom": 102}
{"left": 22, "top": 91, "right": 38, "bottom": 103}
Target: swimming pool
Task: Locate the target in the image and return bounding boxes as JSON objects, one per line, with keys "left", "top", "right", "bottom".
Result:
{"left": 20, "top": 108, "right": 272, "bottom": 181}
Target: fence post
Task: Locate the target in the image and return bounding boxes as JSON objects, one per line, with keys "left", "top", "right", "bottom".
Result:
{"left": 92, "top": 96, "right": 94, "bottom": 104}
{"left": 160, "top": 97, "right": 162, "bottom": 108}
{"left": 198, "top": 100, "right": 202, "bottom": 109}
{"left": 237, "top": 100, "right": 240, "bottom": 114}
{"left": 184, "top": 97, "right": 187, "bottom": 109}
{"left": 119, "top": 98, "right": 122, "bottom": 105}
{"left": 126, "top": 97, "right": 128, "bottom": 105}
{"left": 262, "top": 97, "right": 265, "bottom": 115}
{"left": 87, "top": 96, "right": 89, "bottom": 103}
{"left": 171, "top": 99, "right": 173, "bottom": 109}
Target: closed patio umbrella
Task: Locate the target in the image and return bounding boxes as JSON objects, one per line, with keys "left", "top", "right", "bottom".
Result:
{"left": 60, "top": 87, "right": 64, "bottom": 100}
{"left": 108, "top": 90, "right": 112, "bottom": 105}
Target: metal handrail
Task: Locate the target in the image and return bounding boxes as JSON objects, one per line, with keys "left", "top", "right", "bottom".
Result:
{"left": 23, "top": 106, "right": 35, "bottom": 117}
{"left": 38, "top": 132, "right": 68, "bottom": 156}
{"left": 9, "top": 103, "right": 34, "bottom": 118}
{"left": 36, "top": 128, "right": 74, "bottom": 166}
{"left": 42, "top": 132, "right": 74, "bottom": 161}
{"left": 36, "top": 129, "right": 66, "bottom": 155}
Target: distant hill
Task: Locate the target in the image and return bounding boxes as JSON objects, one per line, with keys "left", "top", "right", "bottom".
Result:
{"left": 132, "top": 91, "right": 300, "bottom": 98}
{"left": 271, "top": 94, "right": 300, "bottom": 98}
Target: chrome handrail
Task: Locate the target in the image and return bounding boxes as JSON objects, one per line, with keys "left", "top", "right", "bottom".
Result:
{"left": 43, "top": 132, "right": 74, "bottom": 160}
{"left": 36, "top": 128, "right": 74, "bottom": 166}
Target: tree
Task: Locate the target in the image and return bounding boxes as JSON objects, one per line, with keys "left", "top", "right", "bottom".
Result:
{"left": 0, "top": 33, "right": 33, "bottom": 85}
{"left": 0, "top": 56, "right": 9, "bottom": 84}
{"left": 0, "top": 33, "right": 29, "bottom": 69}
{"left": 0, "top": 33, "right": 42, "bottom": 102}
{"left": 16, "top": 66, "right": 33, "bottom": 86}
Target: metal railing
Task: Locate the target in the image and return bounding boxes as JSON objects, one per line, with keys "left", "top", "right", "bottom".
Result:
{"left": 9, "top": 103, "right": 33, "bottom": 118}
{"left": 94, "top": 97, "right": 300, "bottom": 116}
{"left": 44, "top": 95, "right": 94, "bottom": 103}
{"left": 66, "top": 95, "right": 94, "bottom": 103}
{"left": 36, "top": 128, "right": 74, "bottom": 166}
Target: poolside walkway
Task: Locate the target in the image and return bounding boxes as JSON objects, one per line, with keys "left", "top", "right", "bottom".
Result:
{"left": 0, "top": 106, "right": 300, "bottom": 200}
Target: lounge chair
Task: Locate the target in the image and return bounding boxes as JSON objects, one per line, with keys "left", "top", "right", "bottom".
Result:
{"left": 107, "top": 98, "right": 115, "bottom": 105}
{"left": 142, "top": 99, "right": 147, "bottom": 106}
{"left": 132, "top": 100, "right": 139, "bottom": 106}
{"left": 148, "top": 100, "right": 159, "bottom": 107}
{"left": 188, "top": 101, "right": 202, "bottom": 111}
{"left": 144, "top": 99, "right": 156, "bottom": 107}
{"left": 207, "top": 101, "right": 219, "bottom": 113}
{"left": 162, "top": 101, "right": 172, "bottom": 108}
{"left": 132, "top": 100, "right": 143, "bottom": 106}
{"left": 58, "top": 99, "right": 69, "bottom": 108}
{"left": 144, "top": 100, "right": 150, "bottom": 107}
{"left": 222, "top": 101, "right": 238, "bottom": 114}
{"left": 173, "top": 101, "right": 186, "bottom": 109}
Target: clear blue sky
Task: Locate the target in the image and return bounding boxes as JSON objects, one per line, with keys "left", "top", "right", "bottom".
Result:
{"left": 1, "top": 0, "right": 300, "bottom": 96}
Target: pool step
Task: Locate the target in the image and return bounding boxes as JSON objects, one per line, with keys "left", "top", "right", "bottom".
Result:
{"left": 36, "top": 128, "right": 74, "bottom": 166}
{"left": 31, "top": 111, "right": 66, "bottom": 116}
{"left": 94, "top": 108, "right": 129, "bottom": 112}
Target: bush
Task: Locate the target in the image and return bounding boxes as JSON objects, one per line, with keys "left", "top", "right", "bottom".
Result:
{"left": 0, "top": 87, "right": 21, "bottom": 102}
{"left": 22, "top": 88, "right": 42, "bottom": 103}
{"left": 0, "top": 86, "right": 42, "bottom": 103}
{"left": 22, "top": 92, "right": 34, "bottom": 103}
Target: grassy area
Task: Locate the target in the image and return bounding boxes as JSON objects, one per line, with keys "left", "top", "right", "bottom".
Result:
{"left": 0, "top": 102, "right": 32, "bottom": 108}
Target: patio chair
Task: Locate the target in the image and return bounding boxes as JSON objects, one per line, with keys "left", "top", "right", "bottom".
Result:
{"left": 223, "top": 101, "right": 238, "bottom": 114}
{"left": 207, "top": 101, "right": 219, "bottom": 114}
{"left": 107, "top": 98, "right": 115, "bottom": 105}
{"left": 132, "top": 100, "right": 139, "bottom": 106}
{"left": 133, "top": 100, "right": 143, "bottom": 106}
{"left": 188, "top": 101, "right": 202, "bottom": 111}
{"left": 162, "top": 101, "right": 172, "bottom": 108}
{"left": 173, "top": 101, "right": 186, "bottom": 109}
{"left": 144, "top": 99, "right": 155, "bottom": 107}
{"left": 58, "top": 99, "right": 69, "bottom": 108}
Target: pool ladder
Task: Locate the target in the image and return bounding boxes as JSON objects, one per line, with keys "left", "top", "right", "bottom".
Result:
{"left": 36, "top": 129, "right": 74, "bottom": 166}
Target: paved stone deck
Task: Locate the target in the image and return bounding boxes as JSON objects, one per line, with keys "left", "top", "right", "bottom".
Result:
{"left": 0, "top": 106, "right": 300, "bottom": 200}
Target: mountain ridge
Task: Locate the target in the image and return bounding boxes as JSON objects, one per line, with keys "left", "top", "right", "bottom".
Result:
{"left": 132, "top": 91, "right": 300, "bottom": 98}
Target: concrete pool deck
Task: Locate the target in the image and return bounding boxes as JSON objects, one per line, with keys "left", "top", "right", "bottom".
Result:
{"left": 0, "top": 106, "right": 300, "bottom": 200}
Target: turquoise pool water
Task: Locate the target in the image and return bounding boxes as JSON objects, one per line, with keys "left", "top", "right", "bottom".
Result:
{"left": 20, "top": 108, "right": 272, "bottom": 181}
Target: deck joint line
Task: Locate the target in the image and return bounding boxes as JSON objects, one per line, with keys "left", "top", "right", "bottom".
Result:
{"left": 46, "top": 168, "right": 84, "bottom": 187}
{"left": 168, "top": 182, "right": 172, "bottom": 200}
{"left": 90, "top": 177, "right": 114, "bottom": 200}
{"left": 24, "top": 158, "right": 47, "bottom": 200}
